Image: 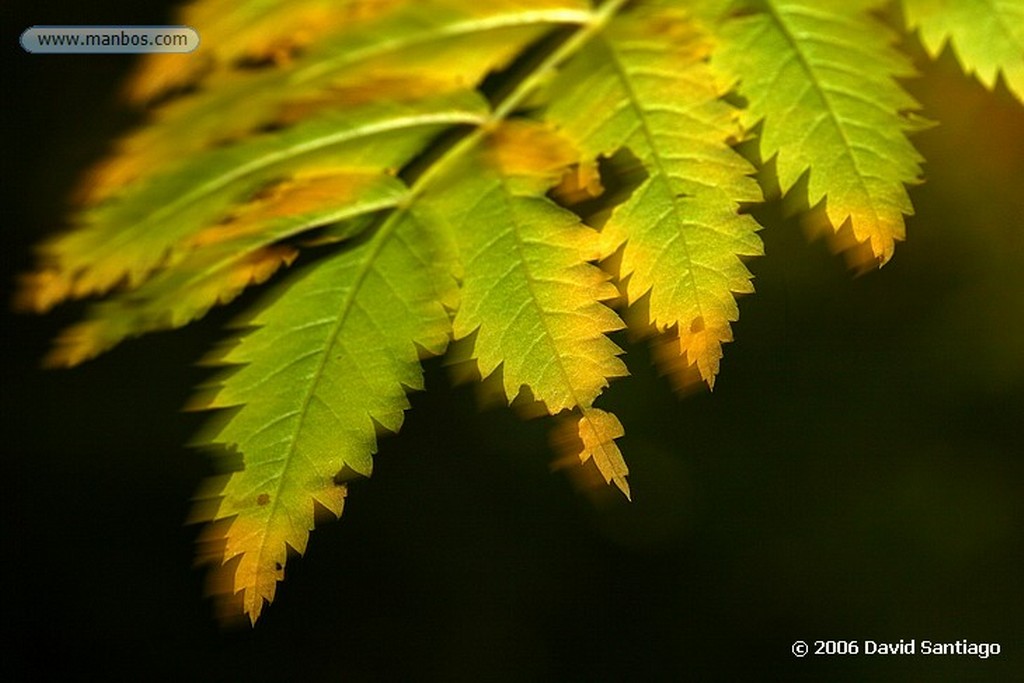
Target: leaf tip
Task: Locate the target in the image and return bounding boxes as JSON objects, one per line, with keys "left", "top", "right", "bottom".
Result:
{"left": 40, "top": 321, "right": 109, "bottom": 369}
{"left": 552, "top": 408, "right": 631, "bottom": 499}
{"left": 12, "top": 269, "right": 70, "bottom": 314}
{"left": 614, "top": 475, "right": 632, "bottom": 502}
{"left": 648, "top": 317, "right": 730, "bottom": 394}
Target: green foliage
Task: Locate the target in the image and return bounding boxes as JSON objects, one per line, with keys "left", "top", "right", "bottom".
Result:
{"left": 711, "top": 0, "right": 926, "bottom": 263}
{"left": 904, "top": 0, "right": 1024, "bottom": 101}
{"left": 19, "top": 0, "right": 1024, "bottom": 623}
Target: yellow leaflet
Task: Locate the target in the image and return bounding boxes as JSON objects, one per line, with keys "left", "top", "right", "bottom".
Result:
{"left": 431, "top": 122, "right": 630, "bottom": 493}
{"left": 443, "top": 125, "right": 627, "bottom": 413}
{"left": 543, "top": 3, "right": 762, "bottom": 388}
{"left": 206, "top": 482, "right": 348, "bottom": 624}
{"left": 577, "top": 408, "right": 630, "bottom": 499}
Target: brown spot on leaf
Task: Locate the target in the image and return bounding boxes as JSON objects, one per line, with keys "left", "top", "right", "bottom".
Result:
{"left": 185, "top": 172, "right": 375, "bottom": 248}
{"left": 257, "top": 493, "right": 270, "bottom": 506}
{"left": 485, "top": 120, "right": 581, "bottom": 188}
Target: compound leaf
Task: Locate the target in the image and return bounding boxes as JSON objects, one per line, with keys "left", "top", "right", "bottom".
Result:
{"left": 21, "top": 0, "right": 1019, "bottom": 626}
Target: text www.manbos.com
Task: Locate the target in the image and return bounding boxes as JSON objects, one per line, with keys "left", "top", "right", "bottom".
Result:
{"left": 21, "top": 26, "right": 199, "bottom": 54}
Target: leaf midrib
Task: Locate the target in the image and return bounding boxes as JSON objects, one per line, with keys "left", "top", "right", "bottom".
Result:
{"left": 600, "top": 34, "right": 710, "bottom": 332}
{"left": 292, "top": 8, "right": 597, "bottom": 84}
{"left": 251, "top": 209, "right": 401, "bottom": 597}
{"left": 504, "top": 190, "right": 593, "bottom": 412}
{"left": 762, "top": 2, "right": 881, "bottom": 224}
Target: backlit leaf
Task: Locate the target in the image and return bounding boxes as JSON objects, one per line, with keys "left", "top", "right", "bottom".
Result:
{"left": 713, "top": 0, "right": 925, "bottom": 264}
{"left": 903, "top": 0, "right": 1024, "bottom": 103}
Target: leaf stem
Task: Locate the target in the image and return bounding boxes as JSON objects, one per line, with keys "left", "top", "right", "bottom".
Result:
{"left": 341, "top": 0, "right": 630, "bottom": 328}
{"left": 399, "top": 0, "right": 630, "bottom": 202}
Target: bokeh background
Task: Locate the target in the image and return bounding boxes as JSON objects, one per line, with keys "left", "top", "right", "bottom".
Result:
{"left": 3, "top": 1, "right": 1022, "bottom": 680}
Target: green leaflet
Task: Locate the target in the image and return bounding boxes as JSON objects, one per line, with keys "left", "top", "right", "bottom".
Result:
{"left": 903, "top": 0, "right": 1024, "bottom": 103}
{"left": 435, "top": 124, "right": 631, "bottom": 493}
{"left": 543, "top": 2, "right": 763, "bottom": 386}
{"left": 714, "top": 0, "right": 925, "bottom": 264}
{"left": 194, "top": 205, "right": 454, "bottom": 623}
{"left": 445, "top": 142, "right": 626, "bottom": 414}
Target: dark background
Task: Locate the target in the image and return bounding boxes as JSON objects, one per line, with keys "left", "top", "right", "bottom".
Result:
{"left": 3, "top": 1, "right": 1022, "bottom": 681}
